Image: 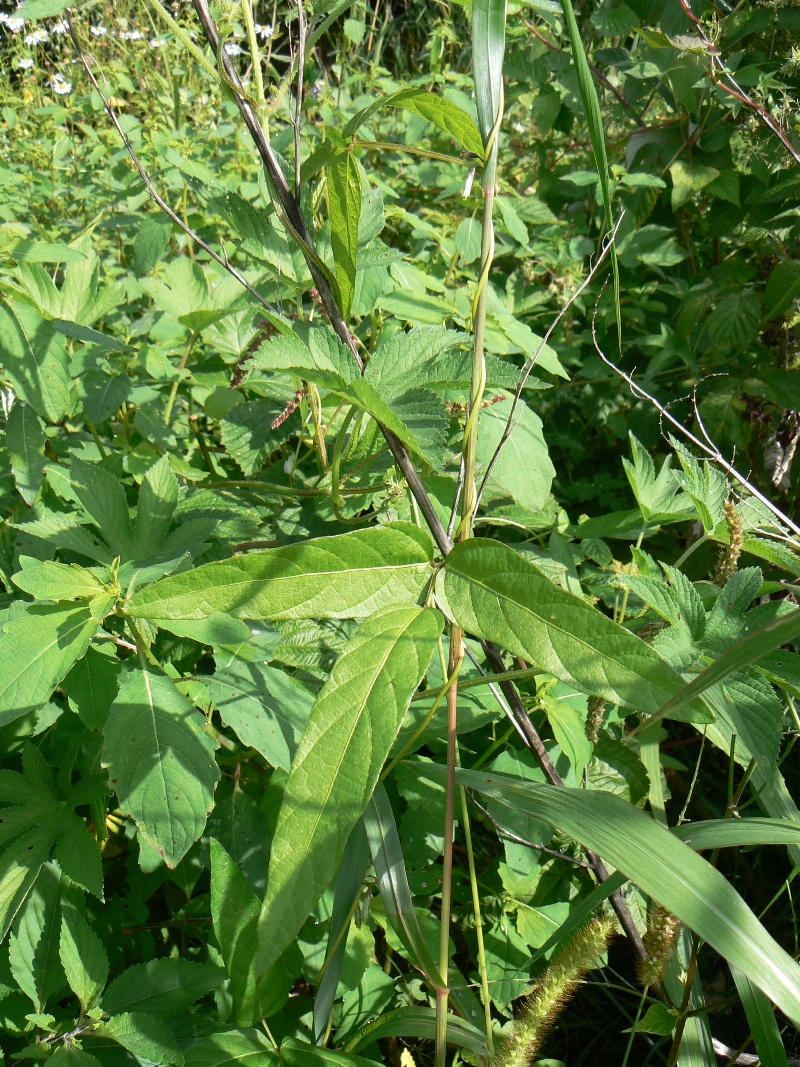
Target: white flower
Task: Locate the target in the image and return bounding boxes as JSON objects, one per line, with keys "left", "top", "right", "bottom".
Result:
{"left": 224, "top": 41, "right": 242, "bottom": 55}
{"left": 149, "top": 37, "right": 163, "bottom": 48}
{"left": 52, "top": 20, "right": 69, "bottom": 34}
{"left": 120, "top": 29, "right": 143, "bottom": 41}
{"left": 50, "top": 73, "right": 72, "bottom": 95}
{"left": 24, "top": 27, "right": 48, "bottom": 44}
{"left": 17, "top": 56, "right": 34, "bottom": 69}
{"left": 90, "top": 24, "right": 107, "bottom": 36}
{"left": 4, "top": 16, "right": 24, "bottom": 32}
{"left": 254, "top": 22, "right": 274, "bottom": 40}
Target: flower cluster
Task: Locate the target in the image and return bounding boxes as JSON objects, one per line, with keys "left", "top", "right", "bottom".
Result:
{"left": 119, "top": 29, "right": 144, "bottom": 41}
{"left": 90, "top": 24, "right": 107, "bottom": 37}
{"left": 0, "top": 13, "right": 25, "bottom": 32}
{"left": 24, "top": 27, "right": 48, "bottom": 45}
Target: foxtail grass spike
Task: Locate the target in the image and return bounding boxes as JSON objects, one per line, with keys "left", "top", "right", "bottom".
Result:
{"left": 585, "top": 696, "right": 606, "bottom": 744}
{"left": 638, "top": 904, "right": 681, "bottom": 989}
{"left": 715, "top": 500, "right": 744, "bottom": 586}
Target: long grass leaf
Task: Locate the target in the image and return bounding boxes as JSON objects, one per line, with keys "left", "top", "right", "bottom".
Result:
{"left": 473, "top": 0, "right": 507, "bottom": 187}
{"left": 731, "top": 966, "right": 790, "bottom": 1067}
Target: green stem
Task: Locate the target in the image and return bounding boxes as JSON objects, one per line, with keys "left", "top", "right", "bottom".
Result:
{"left": 241, "top": 0, "right": 267, "bottom": 118}
{"left": 164, "top": 332, "right": 199, "bottom": 426}
{"left": 410, "top": 663, "right": 538, "bottom": 701}
{"left": 140, "top": 0, "right": 220, "bottom": 82}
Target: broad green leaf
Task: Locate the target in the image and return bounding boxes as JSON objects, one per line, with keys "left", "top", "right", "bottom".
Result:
{"left": 9, "top": 862, "right": 64, "bottom": 1011}
{"left": 135, "top": 455, "right": 179, "bottom": 557}
{"left": 0, "top": 605, "right": 99, "bottom": 727}
{"left": 423, "top": 763, "right": 800, "bottom": 1028}
{"left": 731, "top": 966, "right": 789, "bottom": 1067}
{"left": 210, "top": 840, "right": 297, "bottom": 1025}
{"left": 475, "top": 394, "right": 555, "bottom": 513}
{"left": 154, "top": 613, "right": 252, "bottom": 646}
{"left": 98, "top": 1011, "right": 183, "bottom": 1066}
{"left": 0, "top": 302, "right": 71, "bottom": 422}
{"left": 103, "top": 958, "right": 224, "bottom": 1016}
{"left": 670, "top": 160, "right": 720, "bottom": 209}
{"left": 127, "top": 523, "right": 435, "bottom": 622}
{"left": 16, "top": 0, "right": 77, "bottom": 17}
{"left": 364, "top": 326, "right": 519, "bottom": 393}
{"left": 328, "top": 147, "right": 361, "bottom": 319}
{"left": 12, "top": 557, "right": 106, "bottom": 602}
{"left": 63, "top": 647, "right": 121, "bottom": 732}
{"left": 255, "top": 605, "right": 442, "bottom": 977}
{"left": 6, "top": 402, "right": 45, "bottom": 505}
{"left": 78, "top": 371, "right": 131, "bottom": 424}
{"left": 438, "top": 539, "right": 709, "bottom": 719}
{"left": 0, "top": 829, "right": 52, "bottom": 943}
{"left": 184, "top": 1030, "right": 278, "bottom": 1067}
{"left": 47, "top": 1048, "right": 103, "bottom": 1067}
{"left": 343, "top": 88, "right": 483, "bottom": 158}
{"left": 763, "top": 260, "right": 800, "bottom": 323}
{"left": 59, "top": 902, "right": 109, "bottom": 1010}
{"left": 206, "top": 660, "right": 313, "bottom": 772}
{"left": 102, "top": 667, "right": 220, "bottom": 867}
{"left": 70, "top": 457, "right": 135, "bottom": 559}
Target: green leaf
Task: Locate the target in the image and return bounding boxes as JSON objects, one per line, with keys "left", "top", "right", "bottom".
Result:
{"left": 16, "top": 0, "right": 76, "bottom": 17}
{"left": 438, "top": 539, "right": 709, "bottom": 719}
{"left": 127, "top": 523, "right": 435, "bottom": 623}
{"left": 102, "top": 666, "right": 220, "bottom": 867}
{"left": 206, "top": 660, "right": 313, "bottom": 772}
{"left": 763, "top": 260, "right": 800, "bottom": 323}
{"left": 342, "top": 1006, "right": 488, "bottom": 1058}
{"left": 0, "top": 605, "right": 99, "bottom": 728}
{"left": 731, "top": 965, "right": 789, "bottom": 1067}
{"left": 669, "top": 161, "right": 720, "bottom": 209}
{"left": 421, "top": 762, "right": 800, "bottom": 1028}
{"left": 70, "top": 457, "right": 135, "bottom": 559}
{"left": 472, "top": 0, "right": 506, "bottom": 185}
{"left": 59, "top": 902, "right": 109, "bottom": 1010}
{"left": 12, "top": 557, "right": 106, "bottom": 603}
{"left": 0, "top": 302, "right": 71, "bottom": 422}
{"left": 9, "top": 862, "right": 64, "bottom": 1011}
{"left": 6, "top": 403, "right": 45, "bottom": 506}
{"left": 280, "top": 1040, "right": 382, "bottom": 1067}
{"left": 343, "top": 88, "right": 483, "bottom": 158}
{"left": 78, "top": 371, "right": 131, "bottom": 424}
{"left": 0, "top": 829, "right": 52, "bottom": 944}
{"left": 210, "top": 840, "right": 297, "bottom": 1025}
{"left": 559, "top": 0, "right": 620, "bottom": 339}
{"left": 475, "top": 393, "right": 555, "bottom": 512}
{"left": 135, "top": 455, "right": 179, "bottom": 557}
{"left": 47, "top": 1047, "right": 103, "bottom": 1067}
{"left": 63, "top": 647, "right": 121, "bottom": 732}
{"left": 328, "top": 148, "right": 361, "bottom": 319}
{"left": 638, "top": 606, "right": 800, "bottom": 731}
{"left": 255, "top": 605, "right": 442, "bottom": 978}
{"left": 184, "top": 1030, "right": 278, "bottom": 1067}
{"left": 133, "top": 214, "right": 173, "bottom": 277}
{"left": 98, "top": 1011, "right": 183, "bottom": 1065}
{"left": 103, "top": 958, "right": 224, "bottom": 1016}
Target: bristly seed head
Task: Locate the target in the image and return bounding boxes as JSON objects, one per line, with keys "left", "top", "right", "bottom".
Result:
{"left": 585, "top": 696, "right": 606, "bottom": 744}
{"left": 714, "top": 499, "right": 743, "bottom": 586}
{"left": 637, "top": 903, "right": 681, "bottom": 988}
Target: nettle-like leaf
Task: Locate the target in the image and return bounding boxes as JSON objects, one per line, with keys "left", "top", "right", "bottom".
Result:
{"left": 126, "top": 523, "right": 435, "bottom": 622}
{"left": 474, "top": 392, "right": 556, "bottom": 514}
{"left": 102, "top": 666, "right": 220, "bottom": 868}
{"left": 623, "top": 433, "right": 694, "bottom": 521}
{"left": 59, "top": 901, "right": 109, "bottom": 1011}
{"left": 255, "top": 604, "right": 443, "bottom": 978}
{"left": 0, "top": 603, "right": 100, "bottom": 728}
{"left": 0, "top": 301, "right": 72, "bottom": 422}
{"left": 0, "top": 746, "right": 106, "bottom": 938}
{"left": 102, "top": 958, "right": 225, "bottom": 1016}
{"left": 669, "top": 436, "right": 728, "bottom": 533}
{"left": 9, "top": 861, "right": 68, "bottom": 1012}
{"left": 6, "top": 401, "right": 45, "bottom": 505}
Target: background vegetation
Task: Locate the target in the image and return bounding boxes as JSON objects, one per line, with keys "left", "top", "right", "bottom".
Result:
{"left": 0, "top": 0, "right": 799, "bottom": 1064}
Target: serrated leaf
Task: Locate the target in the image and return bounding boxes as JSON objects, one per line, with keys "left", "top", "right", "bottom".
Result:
{"left": 103, "top": 958, "right": 224, "bottom": 1016}
{"left": 9, "top": 863, "right": 64, "bottom": 1011}
{"left": 63, "top": 647, "right": 121, "bottom": 733}
{"left": 127, "top": 523, "right": 434, "bottom": 623}
{"left": 0, "top": 605, "right": 99, "bottom": 728}
{"left": 99, "top": 1011, "right": 183, "bottom": 1065}
{"left": 328, "top": 148, "right": 361, "bottom": 319}
{"left": 0, "top": 302, "right": 71, "bottom": 422}
{"left": 669, "top": 160, "right": 720, "bottom": 209}
{"left": 438, "top": 539, "right": 709, "bottom": 720}
{"left": 59, "top": 902, "right": 109, "bottom": 1010}
{"left": 77, "top": 371, "right": 131, "bottom": 424}
{"left": 206, "top": 660, "right": 313, "bottom": 772}
{"left": 70, "top": 457, "right": 135, "bottom": 559}
{"left": 102, "top": 667, "right": 220, "bottom": 867}
{"left": 47, "top": 1046, "right": 103, "bottom": 1067}
{"left": 343, "top": 88, "right": 483, "bottom": 158}
{"left": 135, "top": 455, "right": 179, "bottom": 557}
{"left": 6, "top": 403, "right": 45, "bottom": 505}
{"left": 255, "top": 605, "right": 442, "bottom": 978}
{"left": 219, "top": 400, "right": 294, "bottom": 477}
{"left": 475, "top": 393, "right": 555, "bottom": 513}
{"left": 12, "top": 558, "right": 106, "bottom": 603}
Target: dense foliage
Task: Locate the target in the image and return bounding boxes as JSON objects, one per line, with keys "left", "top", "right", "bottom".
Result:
{"left": 0, "top": 0, "right": 799, "bottom": 1064}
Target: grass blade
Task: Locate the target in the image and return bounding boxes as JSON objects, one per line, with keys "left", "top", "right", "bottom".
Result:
{"left": 731, "top": 965, "right": 790, "bottom": 1067}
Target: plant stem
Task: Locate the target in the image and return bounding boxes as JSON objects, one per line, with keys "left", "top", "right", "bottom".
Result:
{"left": 436, "top": 627, "right": 463, "bottom": 1067}
{"left": 164, "top": 331, "right": 199, "bottom": 426}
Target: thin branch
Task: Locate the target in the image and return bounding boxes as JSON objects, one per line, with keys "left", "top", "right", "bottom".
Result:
{"left": 68, "top": 29, "right": 280, "bottom": 319}
{"left": 468, "top": 793, "right": 592, "bottom": 867}
{"left": 293, "top": 0, "right": 307, "bottom": 199}
{"left": 474, "top": 214, "right": 623, "bottom": 515}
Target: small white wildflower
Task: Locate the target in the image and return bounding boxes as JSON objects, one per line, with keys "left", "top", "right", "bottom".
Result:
{"left": 224, "top": 41, "right": 242, "bottom": 55}
{"left": 52, "top": 20, "right": 69, "bottom": 34}
{"left": 24, "top": 27, "right": 48, "bottom": 44}
{"left": 17, "top": 56, "right": 34, "bottom": 69}
{"left": 90, "top": 24, "right": 107, "bottom": 36}
{"left": 6, "top": 16, "right": 24, "bottom": 32}
{"left": 51, "top": 73, "right": 72, "bottom": 95}
{"left": 120, "top": 29, "right": 143, "bottom": 41}
{"left": 149, "top": 37, "right": 163, "bottom": 47}
{"left": 254, "top": 22, "right": 274, "bottom": 40}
